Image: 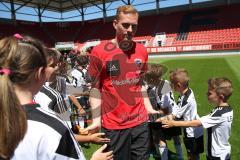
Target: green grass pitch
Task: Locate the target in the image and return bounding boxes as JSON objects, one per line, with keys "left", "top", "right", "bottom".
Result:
{"left": 83, "top": 54, "right": 240, "bottom": 160}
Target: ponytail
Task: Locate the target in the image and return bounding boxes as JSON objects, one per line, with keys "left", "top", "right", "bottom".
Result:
{"left": 0, "top": 71, "right": 27, "bottom": 159}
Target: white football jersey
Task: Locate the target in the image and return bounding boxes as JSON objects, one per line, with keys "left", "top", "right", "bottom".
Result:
{"left": 71, "top": 68, "right": 86, "bottom": 87}
{"left": 12, "top": 104, "right": 85, "bottom": 160}
{"left": 174, "top": 88, "right": 203, "bottom": 138}
{"left": 35, "top": 84, "right": 68, "bottom": 114}
{"left": 147, "top": 80, "right": 177, "bottom": 113}
{"left": 200, "top": 106, "right": 233, "bottom": 159}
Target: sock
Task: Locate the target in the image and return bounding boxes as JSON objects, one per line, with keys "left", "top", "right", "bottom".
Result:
{"left": 174, "top": 144, "right": 183, "bottom": 160}
{"left": 195, "top": 154, "right": 200, "bottom": 160}
{"left": 157, "top": 144, "right": 168, "bottom": 160}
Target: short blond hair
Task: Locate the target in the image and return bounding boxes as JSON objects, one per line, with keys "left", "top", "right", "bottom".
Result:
{"left": 169, "top": 68, "right": 190, "bottom": 88}
{"left": 208, "top": 77, "right": 233, "bottom": 102}
{"left": 116, "top": 5, "right": 138, "bottom": 20}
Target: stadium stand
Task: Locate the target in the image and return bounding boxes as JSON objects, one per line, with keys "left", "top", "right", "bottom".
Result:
{"left": 1, "top": 3, "right": 240, "bottom": 53}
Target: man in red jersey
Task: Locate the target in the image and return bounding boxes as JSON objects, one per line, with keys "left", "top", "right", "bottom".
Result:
{"left": 85, "top": 5, "right": 158, "bottom": 160}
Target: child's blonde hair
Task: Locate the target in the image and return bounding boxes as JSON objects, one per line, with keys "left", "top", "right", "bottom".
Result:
{"left": 208, "top": 77, "right": 233, "bottom": 102}
{"left": 169, "top": 68, "right": 190, "bottom": 88}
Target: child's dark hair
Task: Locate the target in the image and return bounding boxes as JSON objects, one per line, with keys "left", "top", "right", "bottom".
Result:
{"left": 44, "top": 48, "right": 61, "bottom": 64}
{"left": 143, "top": 64, "right": 166, "bottom": 85}
{"left": 75, "top": 55, "right": 89, "bottom": 68}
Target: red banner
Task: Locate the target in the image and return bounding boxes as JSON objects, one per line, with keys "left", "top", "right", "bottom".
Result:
{"left": 147, "top": 43, "right": 240, "bottom": 53}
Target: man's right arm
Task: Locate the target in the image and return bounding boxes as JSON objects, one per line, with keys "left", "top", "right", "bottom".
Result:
{"left": 83, "top": 87, "right": 102, "bottom": 133}
{"left": 84, "top": 47, "right": 103, "bottom": 133}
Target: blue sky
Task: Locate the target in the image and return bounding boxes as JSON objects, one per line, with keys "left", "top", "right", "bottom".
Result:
{"left": 0, "top": 0, "right": 211, "bottom": 22}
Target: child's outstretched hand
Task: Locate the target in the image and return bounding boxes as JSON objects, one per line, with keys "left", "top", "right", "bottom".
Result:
{"left": 90, "top": 133, "right": 110, "bottom": 144}
{"left": 155, "top": 115, "right": 168, "bottom": 123}
{"left": 83, "top": 121, "right": 101, "bottom": 134}
{"left": 161, "top": 119, "right": 174, "bottom": 128}
{"left": 155, "top": 114, "right": 175, "bottom": 123}
{"left": 90, "top": 144, "right": 113, "bottom": 160}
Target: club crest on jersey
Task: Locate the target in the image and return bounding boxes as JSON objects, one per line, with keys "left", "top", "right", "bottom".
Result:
{"left": 134, "top": 58, "right": 143, "bottom": 68}
{"left": 106, "top": 60, "right": 120, "bottom": 76}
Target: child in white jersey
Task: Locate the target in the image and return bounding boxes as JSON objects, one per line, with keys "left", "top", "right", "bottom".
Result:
{"left": 164, "top": 68, "right": 204, "bottom": 160}
{"left": 161, "top": 77, "right": 233, "bottom": 160}
{"left": 144, "top": 64, "right": 183, "bottom": 160}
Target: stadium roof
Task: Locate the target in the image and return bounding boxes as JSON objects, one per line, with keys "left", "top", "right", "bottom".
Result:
{"left": 1, "top": 0, "right": 239, "bottom": 22}
{"left": 1, "top": 0, "right": 120, "bottom": 12}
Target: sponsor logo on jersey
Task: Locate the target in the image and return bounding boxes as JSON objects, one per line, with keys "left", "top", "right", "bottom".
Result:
{"left": 106, "top": 60, "right": 120, "bottom": 76}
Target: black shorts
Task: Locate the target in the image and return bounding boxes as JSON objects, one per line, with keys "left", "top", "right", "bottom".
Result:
{"left": 183, "top": 135, "right": 204, "bottom": 154}
{"left": 207, "top": 154, "right": 230, "bottom": 160}
{"left": 102, "top": 122, "right": 149, "bottom": 160}
{"left": 149, "top": 122, "right": 181, "bottom": 141}
{"left": 77, "top": 96, "right": 89, "bottom": 109}
{"left": 163, "top": 126, "right": 182, "bottom": 139}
